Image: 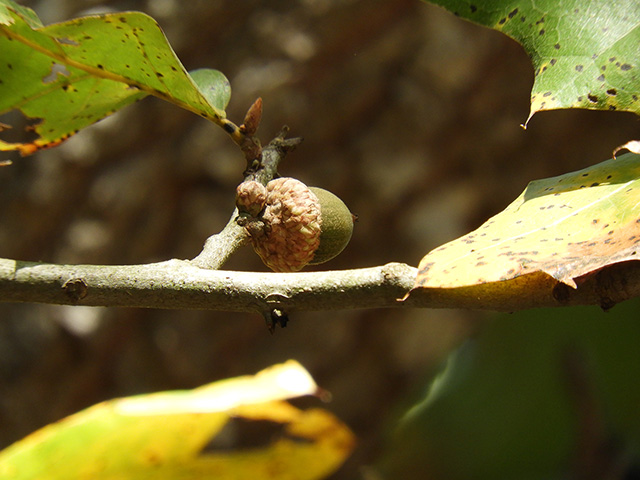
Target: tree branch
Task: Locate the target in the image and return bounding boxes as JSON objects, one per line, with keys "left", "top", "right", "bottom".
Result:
{"left": 1, "top": 258, "right": 640, "bottom": 318}
{"left": 190, "top": 210, "right": 250, "bottom": 269}
{"left": 0, "top": 258, "right": 416, "bottom": 315}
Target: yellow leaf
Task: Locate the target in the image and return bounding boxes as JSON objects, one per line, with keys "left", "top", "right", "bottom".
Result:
{"left": 0, "top": 360, "right": 354, "bottom": 480}
{"left": 414, "top": 153, "right": 640, "bottom": 290}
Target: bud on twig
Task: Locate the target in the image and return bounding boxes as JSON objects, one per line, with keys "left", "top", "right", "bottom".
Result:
{"left": 240, "top": 97, "right": 263, "bottom": 137}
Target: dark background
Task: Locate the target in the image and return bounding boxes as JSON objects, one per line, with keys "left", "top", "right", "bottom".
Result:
{"left": 1, "top": 0, "right": 638, "bottom": 477}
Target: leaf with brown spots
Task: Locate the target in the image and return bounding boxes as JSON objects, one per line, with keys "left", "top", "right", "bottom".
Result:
{"left": 414, "top": 153, "right": 640, "bottom": 292}
{"left": 424, "top": 0, "right": 640, "bottom": 125}
{"left": 0, "top": 0, "right": 230, "bottom": 155}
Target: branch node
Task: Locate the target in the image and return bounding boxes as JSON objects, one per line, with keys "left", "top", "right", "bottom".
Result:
{"left": 62, "top": 278, "right": 88, "bottom": 302}
{"left": 268, "top": 127, "right": 303, "bottom": 153}
{"left": 241, "top": 136, "right": 262, "bottom": 166}
{"left": 274, "top": 125, "right": 290, "bottom": 141}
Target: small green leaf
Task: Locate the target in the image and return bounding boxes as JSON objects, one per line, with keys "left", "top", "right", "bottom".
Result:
{"left": 414, "top": 153, "right": 640, "bottom": 290}
{"left": 425, "top": 0, "right": 640, "bottom": 124}
{"left": 189, "top": 68, "right": 231, "bottom": 112}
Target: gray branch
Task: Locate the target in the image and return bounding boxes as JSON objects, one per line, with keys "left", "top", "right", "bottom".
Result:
{"left": 1, "top": 257, "right": 639, "bottom": 316}
{"left": 190, "top": 210, "right": 250, "bottom": 269}
{"left": 0, "top": 258, "right": 416, "bottom": 314}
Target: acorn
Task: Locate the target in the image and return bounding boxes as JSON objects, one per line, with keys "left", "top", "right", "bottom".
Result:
{"left": 236, "top": 177, "right": 354, "bottom": 272}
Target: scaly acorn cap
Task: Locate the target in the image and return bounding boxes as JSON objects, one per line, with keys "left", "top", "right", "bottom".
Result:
{"left": 242, "top": 177, "right": 354, "bottom": 272}
{"left": 252, "top": 178, "right": 323, "bottom": 272}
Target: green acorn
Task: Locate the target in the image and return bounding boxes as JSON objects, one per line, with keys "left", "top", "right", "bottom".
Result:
{"left": 307, "top": 186, "right": 353, "bottom": 265}
{"left": 236, "top": 178, "right": 354, "bottom": 272}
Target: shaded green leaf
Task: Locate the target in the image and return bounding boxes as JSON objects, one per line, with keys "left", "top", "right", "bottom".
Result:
{"left": 425, "top": 0, "right": 640, "bottom": 123}
{"left": 379, "top": 301, "right": 640, "bottom": 479}
{"left": 189, "top": 68, "right": 231, "bottom": 112}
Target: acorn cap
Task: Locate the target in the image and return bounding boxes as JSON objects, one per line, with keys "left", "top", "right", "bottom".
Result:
{"left": 252, "top": 178, "right": 323, "bottom": 272}
{"left": 241, "top": 178, "right": 354, "bottom": 272}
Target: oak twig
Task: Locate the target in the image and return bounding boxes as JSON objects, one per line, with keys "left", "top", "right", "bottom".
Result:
{"left": 4, "top": 100, "right": 640, "bottom": 322}
{"left": 190, "top": 210, "right": 250, "bottom": 269}
{"left": 2, "top": 258, "right": 640, "bottom": 317}
{"left": 0, "top": 259, "right": 417, "bottom": 315}
{"left": 190, "top": 127, "right": 303, "bottom": 270}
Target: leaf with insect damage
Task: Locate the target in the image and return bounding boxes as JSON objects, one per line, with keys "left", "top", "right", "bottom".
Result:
{"left": 0, "top": 0, "right": 230, "bottom": 155}
{"left": 413, "top": 153, "right": 640, "bottom": 295}
{"left": 425, "top": 0, "right": 640, "bottom": 125}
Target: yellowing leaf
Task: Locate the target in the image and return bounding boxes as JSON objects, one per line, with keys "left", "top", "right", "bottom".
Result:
{"left": 414, "top": 153, "right": 640, "bottom": 291}
{"left": 0, "top": 360, "right": 355, "bottom": 480}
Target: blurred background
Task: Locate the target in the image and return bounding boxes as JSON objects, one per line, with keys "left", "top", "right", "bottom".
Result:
{"left": 1, "top": 0, "right": 639, "bottom": 477}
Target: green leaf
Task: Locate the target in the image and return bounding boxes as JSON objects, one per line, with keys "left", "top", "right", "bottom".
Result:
{"left": 425, "top": 0, "right": 640, "bottom": 124}
{"left": 0, "top": 0, "right": 42, "bottom": 28}
{"left": 0, "top": 361, "right": 355, "bottom": 480}
{"left": 0, "top": 5, "right": 230, "bottom": 155}
{"left": 189, "top": 68, "right": 231, "bottom": 113}
{"left": 379, "top": 301, "right": 640, "bottom": 479}
{"left": 414, "top": 153, "right": 640, "bottom": 290}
